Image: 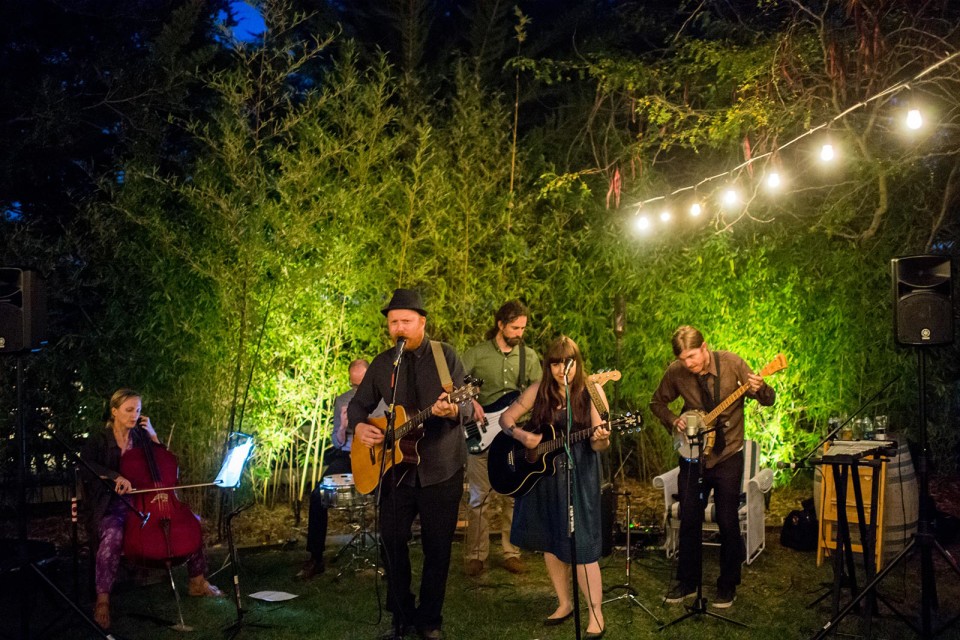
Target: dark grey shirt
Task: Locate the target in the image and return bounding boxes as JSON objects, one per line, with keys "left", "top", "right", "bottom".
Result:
{"left": 347, "top": 336, "right": 472, "bottom": 487}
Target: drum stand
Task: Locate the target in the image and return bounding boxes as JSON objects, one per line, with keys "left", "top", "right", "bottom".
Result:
{"left": 602, "top": 491, "right": 661, "bottom": 625}
{"left": 333, "top": 501, "right": 381, "bottom": 580}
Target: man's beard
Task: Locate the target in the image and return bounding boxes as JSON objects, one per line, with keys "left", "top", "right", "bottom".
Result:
{"left": 503, "top": 335, "right": 521, "bottom": 347}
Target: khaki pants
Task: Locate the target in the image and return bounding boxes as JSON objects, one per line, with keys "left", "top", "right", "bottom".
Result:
{"left": 464, "top": 450, "right": 521, "bottom": 562}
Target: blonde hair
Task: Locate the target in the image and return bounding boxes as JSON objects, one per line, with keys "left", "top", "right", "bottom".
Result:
{"left": 671, "top": 325, "right": 704, "bottom": 357}
{"left": 106, "top": 388, "right": 141, "bottom": 427}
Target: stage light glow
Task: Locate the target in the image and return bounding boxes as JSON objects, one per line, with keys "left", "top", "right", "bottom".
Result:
{"left": 819, "top": 144, "right": 835, "bottom": 162}
{"left": 906, "top": 108, "right": 923, "bottom": 130}
{"left": 659, "top": 210, "right": 671, "bottom": 222}
{"left": 633, "top": 215, "right": 651, "bottom": 233}
{"left": 689, "top": 202, "right": 702, "bottom": 217}
{"left": 766, "top": 172, "right": 782, "bottom": 190}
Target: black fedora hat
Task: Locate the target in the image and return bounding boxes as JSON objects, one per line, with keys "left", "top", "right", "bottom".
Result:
{"left": 381, "top": 288, "right": 427, "bottom": 317}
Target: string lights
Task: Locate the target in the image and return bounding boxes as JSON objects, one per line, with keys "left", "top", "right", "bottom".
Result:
{"left": 629, "top": 49, "right": 960, "bottom": 235}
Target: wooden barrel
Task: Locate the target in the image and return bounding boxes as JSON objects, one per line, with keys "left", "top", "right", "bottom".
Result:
{"left": 812, "top": 437, "right": 918, "bottom": 563}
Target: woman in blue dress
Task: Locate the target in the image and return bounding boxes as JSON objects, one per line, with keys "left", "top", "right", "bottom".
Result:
{"left": 498, "top": 335, "right": 610, "bottom": 639}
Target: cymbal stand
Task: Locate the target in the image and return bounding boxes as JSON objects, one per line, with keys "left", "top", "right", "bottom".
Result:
{"left": 602, "top": 491, "right": 661, "bottom": 624}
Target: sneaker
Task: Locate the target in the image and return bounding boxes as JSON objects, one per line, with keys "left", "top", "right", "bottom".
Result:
{"left": 712, "top": 586, "right": 736, "bottom": 608}
{"left": 663, "top": 582, "right": 696, "bottom": 604}
{"left": 503, "top": 556, "right": 526, "bottom": 574}
{"left": 464, "top": 559, "right": 485, "bottom": 577}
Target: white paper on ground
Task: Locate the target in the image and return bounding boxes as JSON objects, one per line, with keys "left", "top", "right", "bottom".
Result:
{"left": 248, "top": 590, "right": 298, "bottom": 602}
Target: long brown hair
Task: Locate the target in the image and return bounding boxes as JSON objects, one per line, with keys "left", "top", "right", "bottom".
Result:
{"left": 531, "top": 336, "right": 591, "bottom": 429}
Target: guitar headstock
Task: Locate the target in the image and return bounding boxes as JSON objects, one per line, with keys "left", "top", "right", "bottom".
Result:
{"left": 608, "top": 411, "right": 643, "bottom": 434}
{"left": 588, "top": 369, "right": 621, "bottom": 386}
{"left": 453, "top": 377, "right": 484, "bottom": 404}
{"left": 760, "top": 353, "right": 788, "bottom": 377}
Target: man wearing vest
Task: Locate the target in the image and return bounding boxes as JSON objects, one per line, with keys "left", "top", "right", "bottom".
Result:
{"left": 461, "top": 300, "right": 542, "bottom": 577}
{"left": 649, "top": 325, "right": 775, "bottom": 609}
{"left": 350, "top": 289, "right": 474, "bottom": 640}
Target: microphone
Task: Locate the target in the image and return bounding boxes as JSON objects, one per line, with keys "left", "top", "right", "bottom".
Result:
{"left": 392, "top": 337, "right": 407, "bottom": 367}
{"left": 684, "top": 413, "right": 700, "bottom": 438}
{"left": 563, "top": 357, "right": 575, "bottom": 376}
{"left": 777, "top": 461, "right": 807, "bottom": 470}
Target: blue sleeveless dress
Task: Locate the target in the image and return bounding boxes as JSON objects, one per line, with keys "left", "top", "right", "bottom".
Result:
{"left": 509, "top": 393, "right": 603, "bottom": 564}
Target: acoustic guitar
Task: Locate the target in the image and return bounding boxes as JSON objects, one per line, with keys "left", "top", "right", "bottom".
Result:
{"left": 488, "top": 412, "right": 642, "bottom": 497}
{"left": 464, "top": 370, "right": 621, "bottom": 455}
{"left": 351, "top": 379, "right": 482, "bottom": 494}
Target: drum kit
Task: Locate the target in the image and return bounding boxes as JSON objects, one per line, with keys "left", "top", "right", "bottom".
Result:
{"left": 318, "top": 473, "right": 380, "bottom": 579}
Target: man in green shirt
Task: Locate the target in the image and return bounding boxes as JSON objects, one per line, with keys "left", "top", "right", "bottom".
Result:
{"left": 461, "top": 300, "right": 542, "bottom": 577}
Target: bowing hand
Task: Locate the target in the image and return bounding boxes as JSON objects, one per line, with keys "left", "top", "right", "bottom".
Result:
{"left": 114, "top": 475, "right": 133, "bottom": 495}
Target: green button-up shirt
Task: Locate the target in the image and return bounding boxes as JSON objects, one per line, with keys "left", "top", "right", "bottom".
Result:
{"left": 461, "top": 339, "right": 542, "bottom": 407}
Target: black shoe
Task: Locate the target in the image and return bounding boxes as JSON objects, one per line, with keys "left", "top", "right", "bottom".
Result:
{"left": 379, "top": 624, "right": 415, "bottom": 640}
{"left": 712, "top": 586, "right": 736, "bottom": 608}
{"left": 584, "top": 628, "right": 605, "bottom": 639}
{"left": 417, "top": 626, "right": 443, "bottom": 640}
{"left": 543, "top": 611, "right": 573, "bottom": 626}
{"left": 295, "top": 558, "right": 325, "bottom": 580}
{"left": 663, "top": 583, "right": 696, "bottom": 604}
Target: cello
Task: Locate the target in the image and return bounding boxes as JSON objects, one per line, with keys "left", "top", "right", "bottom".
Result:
{"left": 119, "top": 423, "right": 203, "bottom": 566}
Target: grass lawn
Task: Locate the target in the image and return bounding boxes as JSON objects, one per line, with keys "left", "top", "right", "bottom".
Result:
{"left": 9, "top": 521, "right": 960, "bottom": 640}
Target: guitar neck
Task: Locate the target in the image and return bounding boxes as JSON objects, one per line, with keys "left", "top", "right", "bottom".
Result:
{"left": 702, "top": 382, "right": 752, "bottom": 426}
{"left": 535, "top": 425, "right": 597, "bottom": 457}
{"left": 393, "top": 405, "right": 432, "bottom": 439}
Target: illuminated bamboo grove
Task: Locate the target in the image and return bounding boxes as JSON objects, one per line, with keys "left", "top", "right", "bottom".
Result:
{"left": 1, "top": 0, "right": 958, "bottom": 517}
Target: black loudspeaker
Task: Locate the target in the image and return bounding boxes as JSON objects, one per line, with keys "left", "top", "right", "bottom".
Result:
{"left": 891, "top": 255, "right": 953, "bottom": 346}
{"left": 0, "top": 268, "right": 47, "bottom": 354}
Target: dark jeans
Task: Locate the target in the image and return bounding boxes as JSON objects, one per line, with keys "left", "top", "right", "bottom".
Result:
{"left": 677, "top": 449, "right": 745, "bottom": 590}
{"left": 307, "top": 450, "right": 352, "bottom": 559}
{"left": 379, "top": 467, "right": 464, "bottom": 631}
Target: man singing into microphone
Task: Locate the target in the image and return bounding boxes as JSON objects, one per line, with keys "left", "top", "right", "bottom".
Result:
{"left": 349, "top": 288, "right": 473, "bottom": 640}
{"left": 650, "top": 325, "right": 775, "bottom": 609}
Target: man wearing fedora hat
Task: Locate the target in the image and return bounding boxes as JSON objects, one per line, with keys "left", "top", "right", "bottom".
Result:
{"left": 349, "top": 288, "right": 474, "bottom": 640}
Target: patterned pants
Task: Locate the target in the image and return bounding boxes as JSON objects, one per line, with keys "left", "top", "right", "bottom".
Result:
{"left": 95, "top": 498, "right": 206, "bottom": 595}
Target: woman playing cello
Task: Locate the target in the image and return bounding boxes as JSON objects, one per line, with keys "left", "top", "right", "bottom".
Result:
{"left": 81, "top": 388, "right": 222, "bottom": 629}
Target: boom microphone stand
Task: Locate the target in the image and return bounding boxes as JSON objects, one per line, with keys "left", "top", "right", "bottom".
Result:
{"left": 658, "top": 427, "right": 747, "bottom": 632}
{"left": 810, "top": 348, "right": 960, "bottom": 639}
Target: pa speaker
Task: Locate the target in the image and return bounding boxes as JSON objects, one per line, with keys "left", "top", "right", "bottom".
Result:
{"left": 891, "top": 255, "right": 953, "bottom": 346}
{"left": 0, "top": 268, "right": 47, "bottom": 354}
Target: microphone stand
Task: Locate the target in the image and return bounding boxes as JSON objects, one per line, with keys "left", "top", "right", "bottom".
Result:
{"left": 658, "top": 427, "right": 747, "bottom": 632}
{"left": 380, "top": 339, "right": 406, "bottom": 640}
{"left": 563, "top": 363, "right": 582, "bottom": 640}
{"left": 778, "top": 375, "right": 899, "bottom": 473}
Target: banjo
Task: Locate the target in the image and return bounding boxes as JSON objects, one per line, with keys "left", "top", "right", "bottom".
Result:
{"left": 674, "top": 353, "right": 787, "bottom": 460}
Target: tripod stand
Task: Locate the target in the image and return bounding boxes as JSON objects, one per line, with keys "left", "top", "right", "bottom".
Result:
{"left": 332, "top": 499, "right": 380, "bottom": 580}
{"left": 658, "top": 429, "right": 747, "bottom": 632}
{"left": 810, "top": 348, "right": 960, "bottom": 639}
{"left": 602, "top": 491, "right": 660, "bottom": 624}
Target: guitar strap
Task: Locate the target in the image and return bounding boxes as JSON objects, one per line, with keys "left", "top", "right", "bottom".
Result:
{"left": 517, "top": 340, "right": 527, "bottom": 390}
{"left": 586, "top": 377, "right": 609, "bottom": 419}
{"left": 429, "top": 340, "right": 454, "bottom": 393}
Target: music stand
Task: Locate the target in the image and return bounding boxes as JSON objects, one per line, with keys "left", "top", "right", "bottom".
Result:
{"left": 209, "top": 432, "right": 267, "bottom": 640}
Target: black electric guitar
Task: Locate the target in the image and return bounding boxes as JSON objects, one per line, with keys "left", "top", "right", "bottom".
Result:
{"left": 487, "top": 412, "right": 642, "bottom": 497}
